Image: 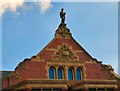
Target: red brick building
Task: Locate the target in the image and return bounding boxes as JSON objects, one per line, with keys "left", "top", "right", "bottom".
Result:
{"left": 2, "top": 9, "right": 120, "bottom": 91}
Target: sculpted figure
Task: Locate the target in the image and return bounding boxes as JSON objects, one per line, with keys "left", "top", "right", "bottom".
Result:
{"left": 60, "top": 8, "right": 66, "bottom": 24}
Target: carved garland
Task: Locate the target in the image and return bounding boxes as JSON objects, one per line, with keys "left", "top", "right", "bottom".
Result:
{"left": 53, "top": 45, "right": 78, "bottom": 61}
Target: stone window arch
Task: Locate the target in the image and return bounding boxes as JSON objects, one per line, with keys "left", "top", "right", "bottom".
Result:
{"left": 76, "top": 67, "right": 82, "bottom": 80}
{"left": 68, "top": 67, "right": 74, "bottom": 80}
{"left": 58, "top": 67, "right": 64, "bottom": 79}
{"left": 49, "top": 66, "right": 55, "bottom": 79}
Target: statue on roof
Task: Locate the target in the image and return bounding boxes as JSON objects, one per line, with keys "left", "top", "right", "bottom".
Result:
{"left": 60, "top": 8, "right": 66, "bottom": 24}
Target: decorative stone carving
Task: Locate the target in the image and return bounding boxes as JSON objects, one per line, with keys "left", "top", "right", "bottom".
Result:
{"left": 15, "top": 62, "right": 27, "bottom": 70}
{"left": 19, "top": 62, "right": 26, "bottom": 68}
{"left": 55, "top": 23, "right": 71, "bottom": 39}
{"left": 9, "top": 71, "right": 18, "bottom": 78}
{"left": 53, "top": 45, "right": 77, "bottom": 61}
{"left": 103, "top": 64, "right": 113, "bottom": 71}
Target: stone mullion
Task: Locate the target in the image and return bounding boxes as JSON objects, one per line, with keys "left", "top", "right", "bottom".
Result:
{"left": 83, "top": 64, "right": 86, "bottom": 80}
{"left": 62, "top": 65, "right": 65, "bottom": 79}
{"left": 74, "top": 67, "right": 77, "bottom": 80}
{"left": 105, "top": 88, "right": 106, "bottom": 91}
{"left": 84, "top": 88, "right": 88, "bottom": 91}
{"left": 65, "top": 66, "right": 68, "bottom": 80}
{"left": 55, "top": 66, "right": 58, "bottom": 79}
{"left": 47, "top": 65, "right": 50, "bottom": 79}
{"left": 41, "top": 88, "right": 43, "bottom": 91}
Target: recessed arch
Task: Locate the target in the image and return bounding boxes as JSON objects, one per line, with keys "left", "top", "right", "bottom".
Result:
{"left": 49, "top": 66, "right": 55, "bottom": 79}
{"left": 76, "top": 67, "right": 82, "bottom": 80}
{"left": 68, "top": 67, "right": 74, "bottom": 80}
{"left": 58, "top": 67, "right": 64, "bottom": 79}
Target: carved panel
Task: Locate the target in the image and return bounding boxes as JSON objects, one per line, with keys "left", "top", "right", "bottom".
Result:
{"left": 9, "top": 71, "right": 18, "bottom": 78}
{"left": 53, "top": 45, "right": 78, "bottom": 61}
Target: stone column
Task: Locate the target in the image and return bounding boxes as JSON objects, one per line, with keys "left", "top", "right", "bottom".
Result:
{"left": 55, "top": 66, "right": 58, "bottom": 79}
{"left": 74, "top": 67, "right": 76, "bottom": 80}
{"left": 65, "top": 66, "right": 68, "bottom": 80}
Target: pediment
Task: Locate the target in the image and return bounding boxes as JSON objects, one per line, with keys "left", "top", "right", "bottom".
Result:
{"left": 53, "top": 45, "right": 78, "bottom": 61}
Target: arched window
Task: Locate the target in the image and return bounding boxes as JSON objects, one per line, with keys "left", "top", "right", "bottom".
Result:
{"left": 58, "top": 67, "right": 64, "bottom": 79}
{"left": 49, "top": 67, "right": 55, "bottom": 79}
{"left": 76, "top": 68, "right": 82, "bottom": 80}
{"left": 68, "top": 68, "right": 74, "bottom": 80}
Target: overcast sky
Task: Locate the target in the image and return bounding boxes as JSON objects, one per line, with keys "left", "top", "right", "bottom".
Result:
{"left": 1, "top": 2, "right": 118, "bottom": 74}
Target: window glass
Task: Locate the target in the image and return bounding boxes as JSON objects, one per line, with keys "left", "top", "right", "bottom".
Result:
{"left": 76, "top": 68, "right": 81, "bottom": 80}
{"left": 88, "top": 88, "right": 96, "bottom": 91}
{"left": 68, "top": 68, "right": 73, "bottom": 80}
{"left": 31, "top": 89, "right": 41, "bottom": 91}
{"left": 43, "top": 88, "right": 51, "bottom": 91}
{"left": 53, "top": 88, "right": 62, "bottom": 91}
{"left": 106, "top": 88, "right": 113, "bottom": 91}
{"left": 49, "top": 67, "right": 55, "bottom": 79}
{"left": 58, "top": 68, "right": 63, "bottom": 79}
{"left": 98, "top": 88, "right": 105, "bottom": 91}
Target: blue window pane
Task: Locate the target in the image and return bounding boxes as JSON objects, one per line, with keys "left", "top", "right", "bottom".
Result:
{"left": 98, "top": 88, "right": 105, "bottom": 91}
{"left": 68, "top": 68, "right": 73, "bottom": 80}
{"left": 43, "top": 88, "right": 52, "bottom": 91}
{"left": 53, "top": 88, "right": 62, "bottom": 91}
{"left": 89, "top": 88, "right": 96, "bottom": 91}
{"left": 106, "top": 88, "right": 113, "bottom": 91}
{"left": 49, "top": 67, "right": 55, "bottom": 79}
{"left": 76, "top": 68, "right": 81, "bottom": 80}
{"left": 31, "top": 89, "right": 41, "bottom": 91}
{"left": 58, "top": 68, "right": 63, "bottom": 79}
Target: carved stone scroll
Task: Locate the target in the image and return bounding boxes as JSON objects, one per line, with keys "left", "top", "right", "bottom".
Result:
{"left": 53, "top": 45, "right": 77, "bottom": 61}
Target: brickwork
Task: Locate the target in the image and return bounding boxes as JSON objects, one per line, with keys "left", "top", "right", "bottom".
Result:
{"left": 2, "top": 17, "right": 120, "bottom": 91}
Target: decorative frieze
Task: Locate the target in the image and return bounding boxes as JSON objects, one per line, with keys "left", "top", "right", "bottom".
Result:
{"left": 53, "top": 45, "right": 78, "bottom": 61}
